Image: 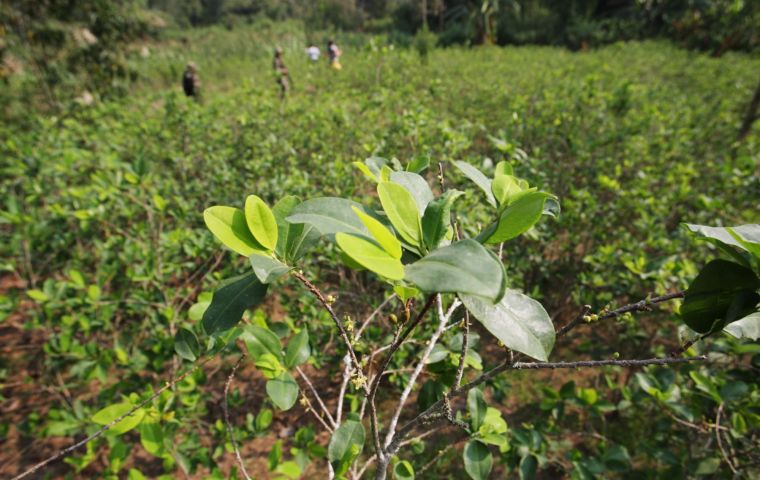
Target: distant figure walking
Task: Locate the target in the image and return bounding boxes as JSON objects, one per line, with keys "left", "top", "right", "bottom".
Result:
{"left": 273, "top": 47, "right": 291, "bottom": 100}
{"left": 327, "top": 40, "right": 342, "bottom": 70}
{"left": 182, "top": 62, "right": 201, "bottom": 99}
{"left": 306, "top": 43, "right": 320, "bottom": 62}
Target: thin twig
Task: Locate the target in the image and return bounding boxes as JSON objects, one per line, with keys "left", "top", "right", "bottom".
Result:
{"left": 223, "top": 355, "right": 252, "bottom": 480}
{"left": 387, "top": 354, "right": 706, "bottom": 455}
{"left": 293, "top": 271, "right": 366, "bottom": 391}
{"left": 301, "top": 389, "right": 335, "bottom": 434}
{"left": 296, "top": 366, "right": 337, "bottom": 428}
{"left": 335, "top": 355, "right": 353, "bottom": 425}
{"left": 454, "top": 310, "right": 470, "bottom": 389}
{"left": 12, "top": 357, "right": 211, "bottom": 480}
{"left": 716, "top": 403, "right": 739, "bottom": 475}
{"left": 383, "top": 297, "right": 459, "bottom": 449}
{"left": 355, "top": 294, "right": 397, "bottom": 339}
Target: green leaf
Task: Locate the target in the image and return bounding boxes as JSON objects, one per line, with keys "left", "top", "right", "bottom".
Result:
{"left": 245, "top": 195, "right": 278, "bottom": 251}
{"left": 494, "top": 161, "right": 513, "bottom": 176}
{"left": 174, "top": 328, "right": 200, "bottom": 361}
{"left": 139, "top": 421, "right": 165, "bottom": 456}
{"left": 241, "top": 325, "right": 284, "bottom": 362}
{"left": 285, "top": 329, "right": 310, "bottom": 368}
{"left": 266, "top": 371, "right": 299, "bottom": 410}
{"left": 462, "top": 290, "right": 555, "bottom": 361}
{"left": 272, "top": 196, "right": 319, "bottom": 262}
{"left": 519, "top": 455, "right": 538, "bottom": 480}
{"left": 683, "top": 223, "right": 755, "bottom": 266}
{"left": 406, "top": 155, "right": 430, "bottom": 173}
{"left": 485, "top": 191, "right": 552, "bottom": 244}
{"left": 92, "top": 402, "right": 146, "bottom": 435}
{"left": 404, "top": 239, "right": 506, "bottom": 303}
{"left": 468, "top": 388, "right": 487, "bottom": 431}
{"left": 421, "top": 190, "right": 464, "bottom": 250}
{"left": 256, "top": 353, "right": 285, "bottom": 379}
{"left": 204, "top": 206, "right": 268, "bottom": 257}
{"left": 352, "top": 206, "right": 402, "bottom": 259}
{"left": 250, "top": 255, "right": 291, "bottom": 284}
{"left": 353, "top": 161, "right": 379, "bottom": 182}
{"left": 287, "top": 197, "right": 371, "bottom": 238}
{"left": 463, "top": 440, "right": 493, "bottom": 480}
{"left": 390, "top": 171, "right": 434, "bottom": 214}
{"left": 728, "top": 226, "right": 760, "bottom": 259}
{"left": 491, "top": 174, "right": 522, "bottom": 207}
{"left": 256, "top": 408, "right": 273, "bottom": 431}
{"left": 723, "top": 312, "right": 760, "bottom": 340}
{"left": 336, "top": 233, "right": 405, "bottom": 280}
{"left": 378, "top": 182, "right": 423, "bottom": 248}
{"left": 394, "top": 285, "right": 419, "bottom": 302}
{"left": 202, "top": 273, "right": 269, "bottom": 335}
{"left": 269, "top": 439, "right": 283, "bottom": 470}
{"left": 681, "top": 259, "right": 760, "bottom": 333}
{"left": 454, "top": 161, "right": 496, "bottom": 207}
{"left": 328, "top": 420, "right": 365, "bottom": 468}
{"left": 393, "top": 460, "right": 415, "bottom": 480}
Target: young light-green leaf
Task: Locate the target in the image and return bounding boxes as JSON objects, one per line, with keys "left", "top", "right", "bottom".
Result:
{"left": 377, "top": 181, "right": 423, "bottom": 248}
{"left": 461, "top": 290, "right": 555, "bottom": 361}
{"left": 491, "top": 174, "right": 522, "bottom": 207}
{"left": 204, "top": 206, "right": 268, "bottom": 257}
{"left": 266, "top": 371, "right": 299, "bottom": 410}
{"left": 245, "top": 195, "right": 278, "bottom": 251}
{"left": 92, "top": 402, "right": 146, "bottom": 435}
{"left": 404, "top": 239, "right": 506, "bottom": 303}
{"left": 272, "top": 196, "right": 319, "bottom": 262}
{"left": 336, "top": 233, "right": 405, "bottom": 280}
{"left": 389, "top": 171, "right": 434, "bottom": 214}
{"left": 351, "top": 206, "right": 402, "bottom": 259}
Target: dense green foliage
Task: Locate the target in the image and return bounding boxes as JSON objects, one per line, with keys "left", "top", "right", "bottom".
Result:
{"left": 1, "top": 23, "right": 759, "bottom": 478}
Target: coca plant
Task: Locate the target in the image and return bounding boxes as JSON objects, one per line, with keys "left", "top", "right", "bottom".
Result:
{"left": 70, "top": 158, "right": 758, "bottom": 480}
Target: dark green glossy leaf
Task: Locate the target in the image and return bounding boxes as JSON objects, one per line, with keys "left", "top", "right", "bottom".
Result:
{"left": 241, "top": 325, "right": 283, "bottom": 362}
{"left": 284, "top": 328, "right": 310, "bottom": 368}
{"left": 454, "top": 161, "right": 496, "bottom": 207}
{"left": 202, "top": 273, "right": 268, "bottom": 335}
{"left": 463, "top": 440, "right": 492, "bottom": 480}
{"left": 681, "top": 259, "right": 760, "bottom": 333}
{"left": 462, "top": 290, "right": 555, "bottom": 361}
{"left": 393, "top": 460, "right": 415, "bottom": 480}
{"left": 421, "top": 190, "right": 464, "bottom": 251}
{"left": 520, "top": 454, "right": 538, "bottom": 480}
{"left": 174, "top": 328, "right": 200, "bottom": 361}
{"left": 286, "top": 197, "right": 370, "bottom": 238}
{"left": 468, "top": 388, "right": 487, "bottom": 431}
{"left": 404, "top": 239, "right": 506, "bottom": 303}
{"left": 250, "top": 254, "right": 291, "bottom": 284}
{"left": 486, "top": 191, "right": 552, "bottom": 244}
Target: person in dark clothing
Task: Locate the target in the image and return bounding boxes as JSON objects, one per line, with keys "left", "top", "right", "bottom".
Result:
{"left": 182, "top": 62, "right": 201, "bottom": 99}
{"left": 273, "top": 47, "right": 291, "bottom": 100}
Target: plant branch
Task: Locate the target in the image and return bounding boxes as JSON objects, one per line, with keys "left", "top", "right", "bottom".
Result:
{"left": 383, "top": 297, "right": 459, "bottom": 449}
{"left": 387, "top": 354, "right": 706, "bottom": 455}
{"left": 223, "top": 355, "right": 252, "bottom": 480}
{"left": 454, "top": 310, "right": 470, "bottom": 389}
{"left": 716, "top": 403, "right": 739, "bottom": 475}
{"left": 355, "top": 293, "right": 397, "bottom": 340}
{"left": 293, "top": 271, "right": 367, "bottom": 391}
{"left": 12, "top": 357, "right": 212, "bottom": 480}
{"left": 335, "top": 355, "right": 353, "bottom": 425}
{"left": 296, "top": 366, "right": 337, "bottom": 428}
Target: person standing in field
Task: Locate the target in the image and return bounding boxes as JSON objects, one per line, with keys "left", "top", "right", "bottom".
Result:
{"left": 327, "top": 40, "right": 342, "bottom": 70}
{"left": 273, "top": 47, "right": 291, "bottom": 100}
{"left": 182, "top": 62, "right": 201, "bottom": 100}
{"left": 306, "top": 43, "right": 320, "bottom": 62}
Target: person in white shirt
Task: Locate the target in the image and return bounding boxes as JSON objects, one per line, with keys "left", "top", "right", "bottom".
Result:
{"left": 306, "top": 44, "right": 320, "bottom": 62}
